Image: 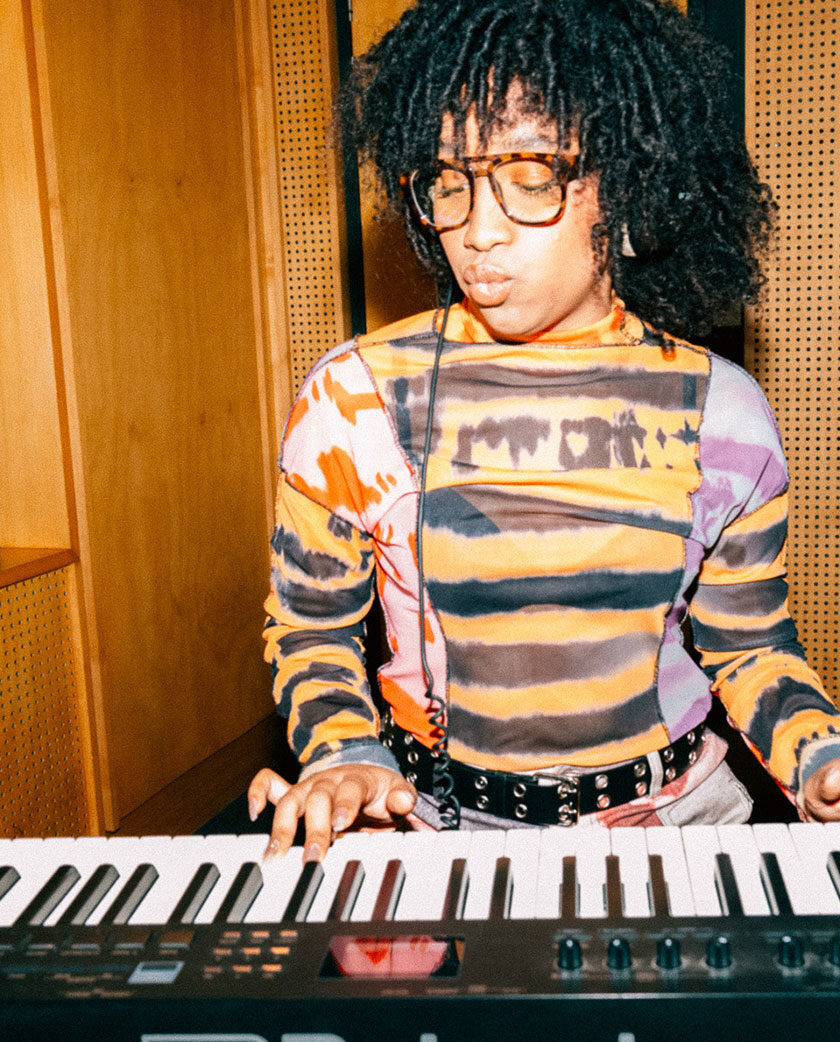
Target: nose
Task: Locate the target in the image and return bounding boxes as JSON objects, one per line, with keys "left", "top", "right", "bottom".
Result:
{"left": 461, "top": 173, "right": 513, "bottom": 251}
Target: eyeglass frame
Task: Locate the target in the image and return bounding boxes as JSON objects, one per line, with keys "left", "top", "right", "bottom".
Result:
{"left": 400, "top": 151, "right": 581, "bottom": 232}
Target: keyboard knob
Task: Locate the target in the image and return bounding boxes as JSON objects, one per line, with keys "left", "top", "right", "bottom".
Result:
{"left": 706, "top": 935, "right": 732, "bottom": 970}
{"left": 777, "top": 933, "right": 804, "bottom": 969}
{"left": 656, "top": 936, "right": 682, "bottom": 971}
{"left": 557, "top": 936, "right": 582, "bottom": 972}
{"left": 607, "top": 937, "right": 632, "bottom": 971}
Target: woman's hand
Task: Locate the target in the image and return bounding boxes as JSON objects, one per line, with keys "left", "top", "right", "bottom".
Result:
{"left": 800, "top": 761, "right": 840, "bottom": 821}
{"left": 247, "top": 764, "right": 418, "bottom": 861}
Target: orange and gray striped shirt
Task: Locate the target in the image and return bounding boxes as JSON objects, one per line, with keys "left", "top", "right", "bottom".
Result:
{"left": 264, "top": 301, "right": 840, "bottom": 796}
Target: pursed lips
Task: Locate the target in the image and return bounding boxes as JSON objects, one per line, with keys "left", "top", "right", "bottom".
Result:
{"left": 463, "top": 263, "right": 513, "bottom": 307}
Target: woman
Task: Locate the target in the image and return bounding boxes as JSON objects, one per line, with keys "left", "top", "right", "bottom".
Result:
{"left": 250, "top": 0, "right": 840, "bottom": 861}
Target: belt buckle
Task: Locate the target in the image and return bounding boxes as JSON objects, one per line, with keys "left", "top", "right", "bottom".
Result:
{"left": 555, "top": 772, "right": 581, "bottom": 827}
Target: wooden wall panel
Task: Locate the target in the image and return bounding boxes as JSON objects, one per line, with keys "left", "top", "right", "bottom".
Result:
{"left": 0, "top": 568, "right": 92, "bottom": 837}
{"left": 0, "top": 1, "right": 69, "bottom": 549}
{"left": 745, "top": 0, "right": 840, "bottom": 702}
{"left": 34, "top": 0, "right": 275, "bottom": 824}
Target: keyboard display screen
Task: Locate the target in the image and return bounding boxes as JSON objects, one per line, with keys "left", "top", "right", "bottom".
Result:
{"left": 320, "top": 935, "right": 464, "bottom": 978}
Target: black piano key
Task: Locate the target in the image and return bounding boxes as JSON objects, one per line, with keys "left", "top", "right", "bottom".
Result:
{"left": 759, "top": 852, "right": 794, "bottom": 916}
{"left": 15, "top": 865, "right": 81, "bottom": 926}
{"left": 827, "top": 851, "right": 840, "bottom": 899}
{"left": 58, "top": 864, "right": 119, "bottom": 926}
{"left": 282, "top": 860, "right": 325, "bottom": 923}
{"left": 213, "top": 862, "right": 263, "bottom": 924}
{"left": 560, "top": 856, "right": 577, "bottom": 920}
{"left": 605, "top": 854, "right": 624, "bottom": 918}
{"left": 714, "top": 853, "right": 743, "bottom": 917}
{"left": 327, "top": 860, "right": 365, "bottom": 922}
{"left": 488, "top": 856, "right": 513, "bottom": 921}
{"left": 440, "top": 857, "right": 469, "bottom": 920}
{"left": 100, "top": 864, "right": 159, "bottom": 925}
{"left": 370, "top": 859, "right": 405, "bottom": 921}
{"left": 648, "top": 854, "right": 671, "bottom": 918}
{"left": 168, "top": 863, "right": 221, "bottom": 925}
{"left": 0, "top": 867, "right": 21, "bottom": 904}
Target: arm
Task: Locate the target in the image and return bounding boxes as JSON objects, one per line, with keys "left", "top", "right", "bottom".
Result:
{"left": 689, "top": 357, "right": 840, "bottom": 816}
{"left": 255, "top": 352, "right": 418, "bottom": 856}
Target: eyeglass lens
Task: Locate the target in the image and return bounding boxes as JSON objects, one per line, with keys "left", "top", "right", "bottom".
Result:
{"left": 416, "top": 158, "right": 568, "bottom": 228}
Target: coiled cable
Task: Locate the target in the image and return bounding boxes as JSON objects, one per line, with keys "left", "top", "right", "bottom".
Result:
{"left": 415, "top": 282, "right": 460, "bottom": 829}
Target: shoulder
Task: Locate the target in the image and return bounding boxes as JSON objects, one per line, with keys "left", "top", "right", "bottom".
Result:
{"left": 702, "top": 352, "right": 784, "bottom": 453}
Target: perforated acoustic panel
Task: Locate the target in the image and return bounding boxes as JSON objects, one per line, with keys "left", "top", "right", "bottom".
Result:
{"left": 746, "top": 2, "right": 840, "bottom": 702}
{"left": 0, "top": 569, "right": 89, "bottom": 836}
{"left": 271, "top": 0, "right": 348, "bottom": 392}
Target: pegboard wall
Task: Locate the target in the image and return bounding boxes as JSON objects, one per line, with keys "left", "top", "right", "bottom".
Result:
{"left": 745, "top": 1, "right": 840, "bottom": 702}
{"left": 270, "top": 0, "right": 348, "bottom": 392}
{"left": 0, "top": 568, "right": 90, "bottom": 837}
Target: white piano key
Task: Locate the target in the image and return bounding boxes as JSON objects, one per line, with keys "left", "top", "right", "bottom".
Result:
{"left": 644, "top": 828, "right": 696, "bottom": 916}
{"left": 788, "top": 822, "right": 840, "bottom": 914}
{"left": 572, "top": 827, "right": 612, "bottom": 918}
{"left": 504, "top": 828, "right": 543, "bottom": 920}
{"left": 349, "top": 832, "right": 406, "bottom": 923}
{"left": 610, "top": 828, "right": 653, "bottom": 917}
{"left": 0, "top": 839, "right": 79, "bottom": 926}
{"left": 751, "top": 824, "right": 813, "bottom": 916}
{"left": 304, "top": 832, "right": 371, "bottom": 923}
{"left": 395, "top": 830, "right": 471, "bottom": 922}
{"left": 461, "top": 830, "right": 507, "bottom": 921}
{"left": 716, "top": 825, "right": 771, "bottom": 917}
{"left": 191, "top": 835, "right": 266, "bottom": 924}
{"left": 244, "top": 841, "right": 310, "bottom": 923}
{"left": 680, "top": 825, "right": 723, "bottom": 916}
{"left": 534, "top": 828, "right": 566, "bottom": 919}
{"left": 128, "top": 836, "right": 216, "bottom": 924}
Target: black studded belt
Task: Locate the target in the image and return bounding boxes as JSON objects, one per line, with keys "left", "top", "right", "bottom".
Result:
{"left": 382, "top": 718, "right": 705, "bottom": 826}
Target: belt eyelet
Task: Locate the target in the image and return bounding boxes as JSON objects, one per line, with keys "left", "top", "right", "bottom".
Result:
{"left": 633, "top": 761, "right": 646, "bottom": 778}
{"left": 635, "top": 781, "right": 648, "bottom": 797}
{"left": 664, "top": 766, "right": 676, "bottom": 783}
{"left": 663, "top": 747, "right": 675, "bottom": 763}
{"left": 513, "top": 782, "right": 527, "bottom": 798}
{"left": 476, "top": 794, "right": 489, "bottom": 810}
{"left": 687, "top": 730, "right": 696, "bottom": 745}
{"left": 407, "top": 750, "right": 419, "bottom": 764}
{"left": 688, "top": 750, "right": 698, "bottom": 764}
{"left": 406, "top": 771, "right": 418, "bottom": 785}
{"left": 595, "top": 774, "right": 609, "bottom": 790}
{"left": 596, "top": 793, "right": 611, "bottom": 809}
{"left": 474, "top": 774, "right": 488, "bottom": 791}
{"left": 514, "top": 803, "right": 528, "bottom": 819}
{"left": 403, "top": 733, "right": 414, "bottom": 746}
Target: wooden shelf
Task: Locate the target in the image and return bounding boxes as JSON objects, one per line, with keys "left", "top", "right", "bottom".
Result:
{"left": 0, "top": 547, "right": 78, "bottom": 589}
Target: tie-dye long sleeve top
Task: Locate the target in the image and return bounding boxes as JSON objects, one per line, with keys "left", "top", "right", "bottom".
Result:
{"left": 264, "top": 301, "right": 840, "bottom": 796}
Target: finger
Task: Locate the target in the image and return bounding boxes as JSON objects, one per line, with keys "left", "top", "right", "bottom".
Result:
{"left": 330, "top": 777, "right": 366, "bottom": 833}
{"left": 819, "top": 764, "right": 840, "bottom": 802}
{"left": 265, "top": 790, "right": 304, "bottom": 861}
{"left": 303, "top": 784, "right": 337, "bottom": 862}
{"left": 385, "top": 780, "right": 417, "bottom": 818}
{"left": 247, "top": 769, "right": 290, "bottom": 821}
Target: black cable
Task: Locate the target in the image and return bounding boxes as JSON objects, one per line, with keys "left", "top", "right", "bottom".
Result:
{"left": 415, "top": 281, "right": 460, "bottom": 829}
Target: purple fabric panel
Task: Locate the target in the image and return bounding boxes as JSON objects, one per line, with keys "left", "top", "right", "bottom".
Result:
{"left": 691, "top": 355, "right": 789, "bottom": 547}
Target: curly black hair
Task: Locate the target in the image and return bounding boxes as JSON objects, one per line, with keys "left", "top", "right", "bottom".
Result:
{"left": 344, "top": 0, "right": 775, "bottom": 339}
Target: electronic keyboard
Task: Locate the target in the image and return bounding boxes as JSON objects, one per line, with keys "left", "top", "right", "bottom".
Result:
{"left": 2, "top": 823, "right": 840, "bottom": 1041}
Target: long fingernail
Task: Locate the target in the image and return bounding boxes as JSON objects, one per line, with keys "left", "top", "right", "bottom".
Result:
{"left": 248, "top": 797, "right": 258, "bottom": 822}
{"left": 331, "top": 812, "right": 348, "bottom": 832}
{"left": 303, "top": 842, "right": 322, "bottom": 862}
{"left": 264, "top": 839, "right": 281, "bottom": 861}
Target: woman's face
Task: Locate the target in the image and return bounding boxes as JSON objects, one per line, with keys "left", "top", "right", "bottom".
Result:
{"left": 437, "top": 107, "right": 613, "bottom": 341}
